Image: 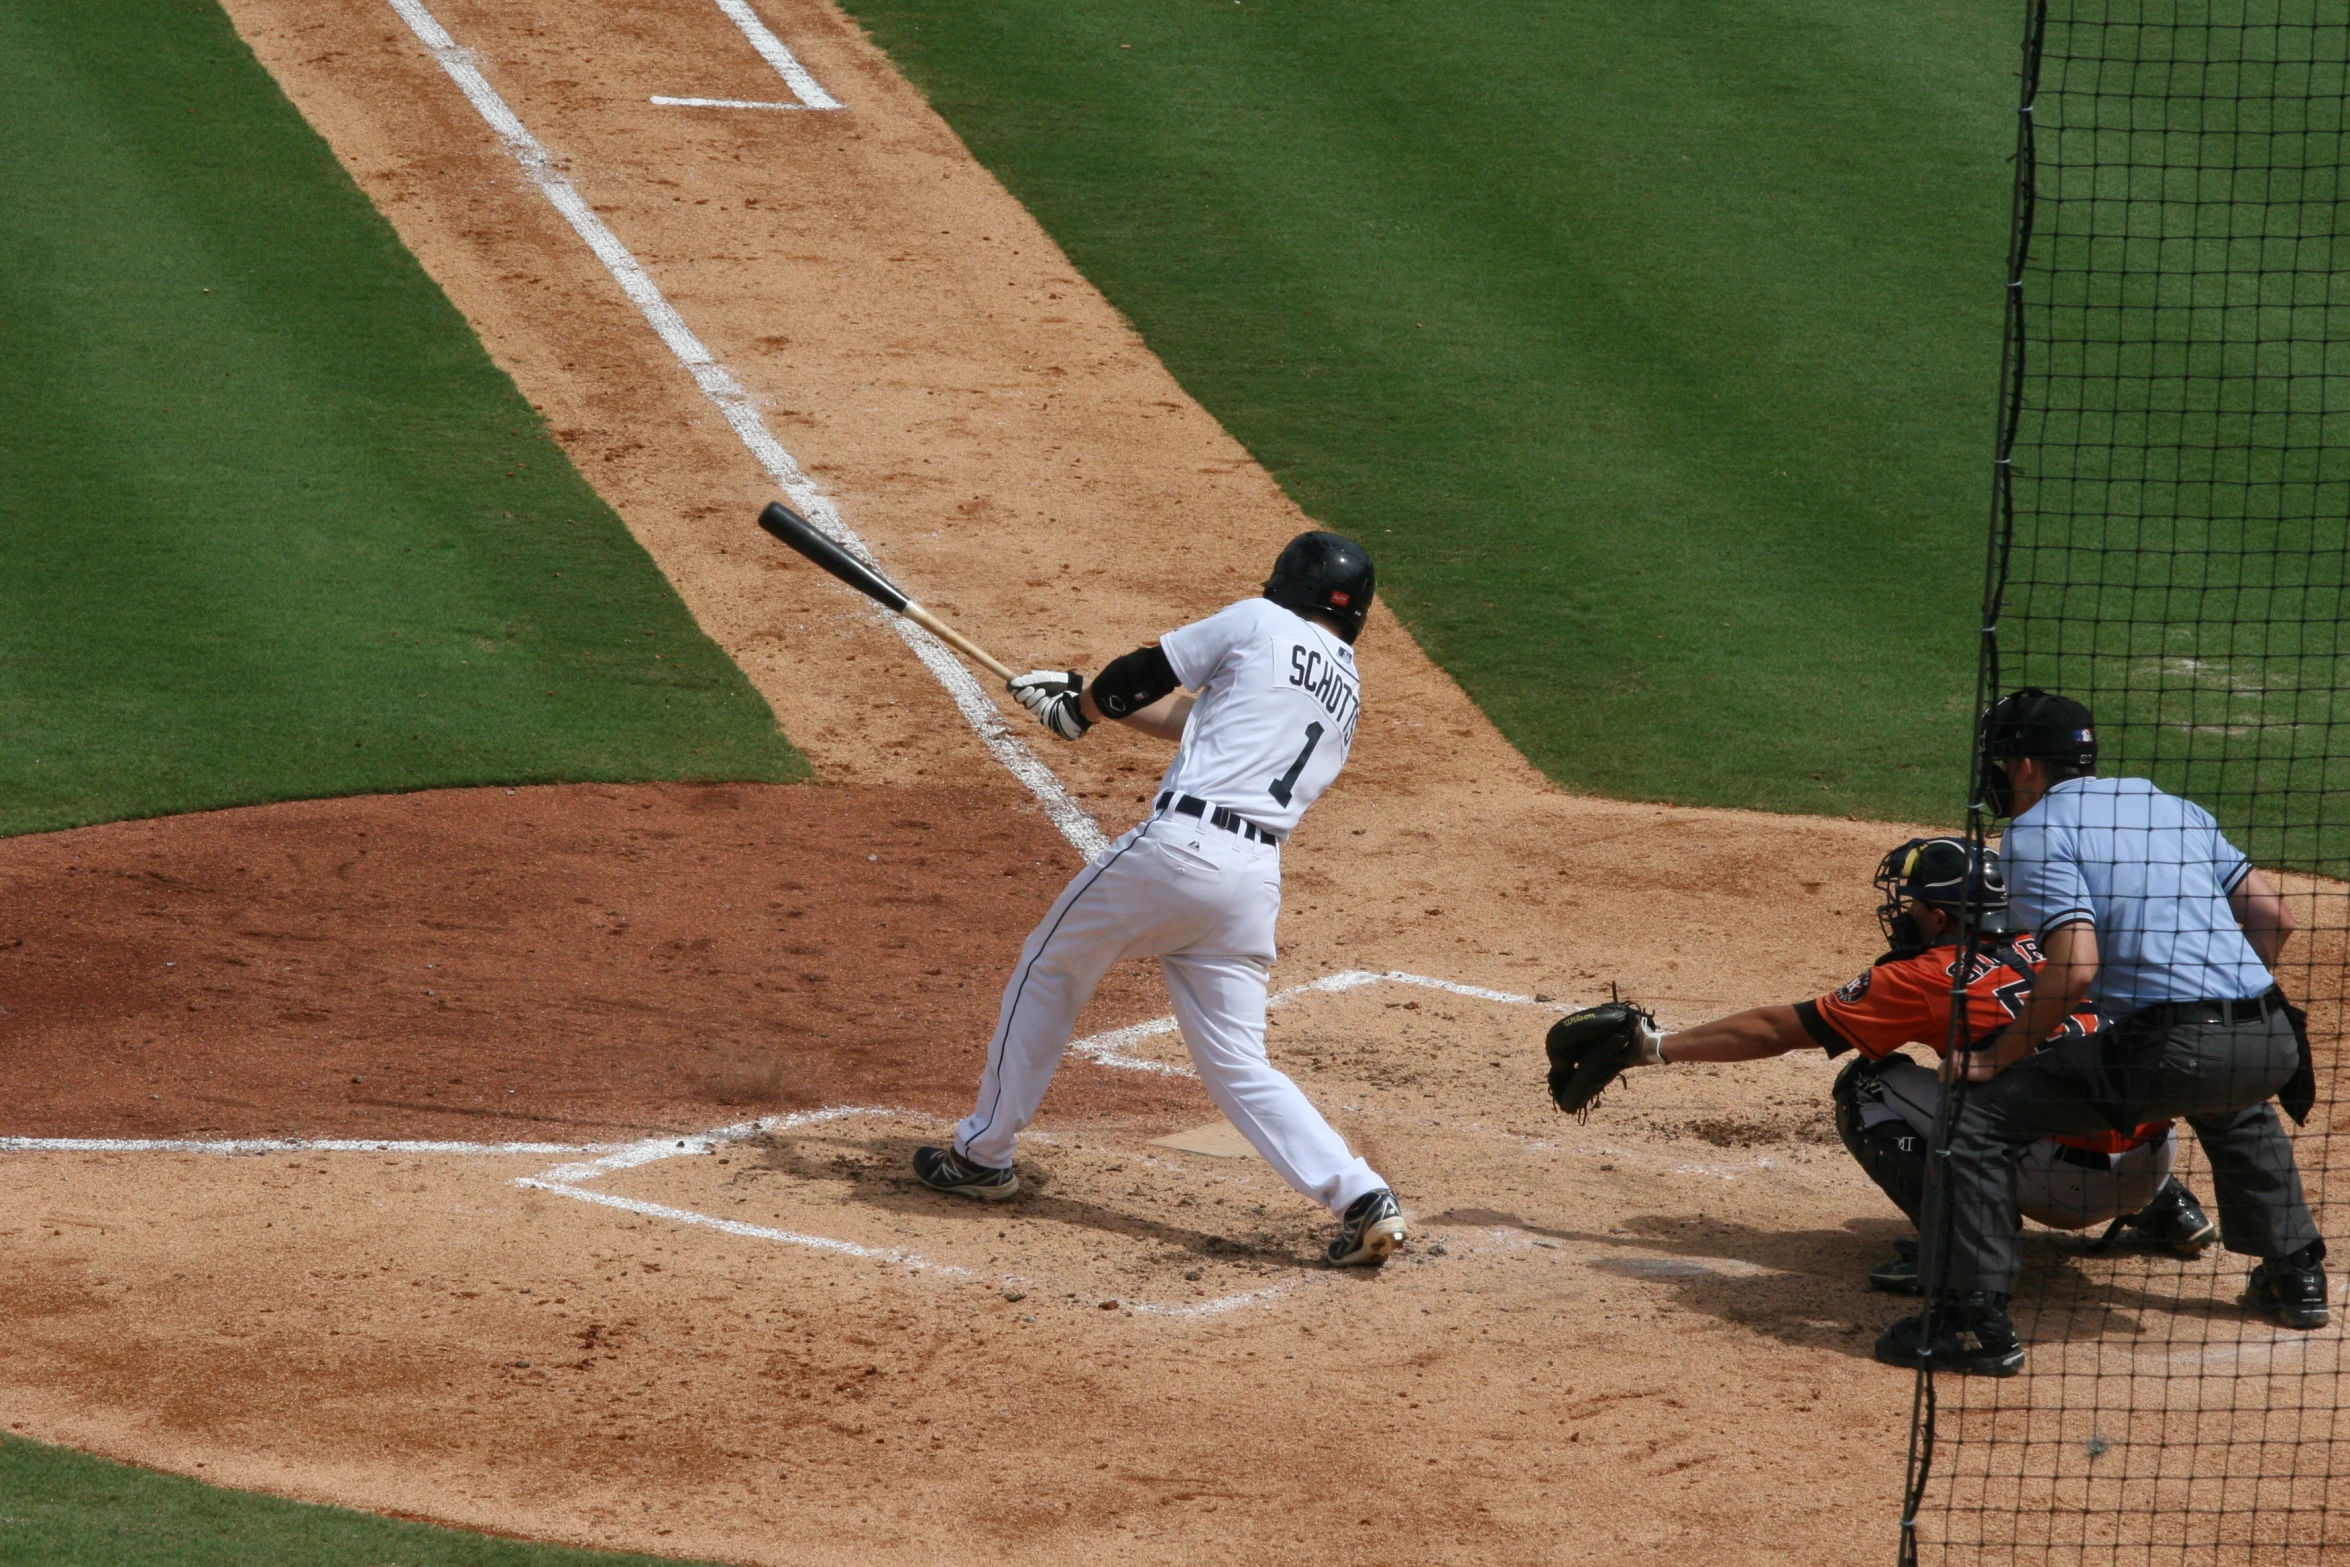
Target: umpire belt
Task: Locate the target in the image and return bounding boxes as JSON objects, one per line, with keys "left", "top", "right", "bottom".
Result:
{"left": 1155, "top": 792, "right": 1280, "bottom": 846}
{"left": 2121, "top": 992, "right": 2288, "bottom": 1030}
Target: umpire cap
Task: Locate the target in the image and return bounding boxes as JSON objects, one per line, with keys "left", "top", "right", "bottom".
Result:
{"left": 1264, "top": 531, "right": 1375, "bottom": 644}
{"left": 1874, "top": 837, "right": 2021, "bottom": 939}
{"left": 1980, "top": 687, "right": 2097, "bottom": 770}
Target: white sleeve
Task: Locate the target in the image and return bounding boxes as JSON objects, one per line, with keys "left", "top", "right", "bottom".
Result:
{"left": 1156, "top": 600, "right": 1263, "bottom": 691}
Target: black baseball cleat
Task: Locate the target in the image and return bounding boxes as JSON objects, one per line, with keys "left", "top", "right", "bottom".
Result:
{"left": 1874, "top": 1292, "right": 2026, "bottom": 1377}
{"left": 911, "top": 1145, "right": 1020, "bottom": 1202}
{"left": 2117, "top": 1178, "right": 2218, "bottom": 1257}
{"left": 1326, "top": 1188, "right": 1407, "bottom": 1267}
{"left": 1868, "top": 1238, "right": 1922, "bottom": 1295}
{"left": 2243, "top": 1241, "right": 2330, "bottom": 1330}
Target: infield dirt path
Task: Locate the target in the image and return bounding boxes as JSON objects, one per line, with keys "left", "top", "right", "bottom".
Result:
{"left": 6, "top": 1, "right": 2336, "bottom": 1563}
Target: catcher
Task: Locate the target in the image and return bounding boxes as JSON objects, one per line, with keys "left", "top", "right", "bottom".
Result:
{"left": 1544, "top": 838, "right": 2214, "bottom": 1292}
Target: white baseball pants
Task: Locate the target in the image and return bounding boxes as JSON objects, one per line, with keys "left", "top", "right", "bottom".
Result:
{"left": 954, "top": 815, "right": 1386, "bottom": 1214}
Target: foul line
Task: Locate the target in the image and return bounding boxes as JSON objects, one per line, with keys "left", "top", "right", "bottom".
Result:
{"left": 1071, "top": 967, "right": 1562, "bottom": 1075}
{"left": 710, "top": 0, "right": 842, "bottom": 110}
{"left": 382, "top": 0, "right": 1109, "bottom": 861}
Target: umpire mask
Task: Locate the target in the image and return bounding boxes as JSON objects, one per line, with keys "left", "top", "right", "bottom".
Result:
{"left": 1984, "top": 761, "right": 2017, "bottom": 819}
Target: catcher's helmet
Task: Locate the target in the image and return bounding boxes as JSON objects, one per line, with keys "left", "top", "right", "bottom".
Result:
{"left": 1873, "top": 836, "right": 2020, "bottom": 944}
{"left": 1263, "top": 531, "right": 1375, "bottom": 644}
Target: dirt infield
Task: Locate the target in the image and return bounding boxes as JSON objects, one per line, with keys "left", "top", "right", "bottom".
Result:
{"left": 0, "top": 784, "right": 1177, "bottom": 1143}
{"left": 12, "top": 0, "right": 2333, "bottom": 1563}
{"left": 1, "top": 786, "right": 1925, "bottom": 1566}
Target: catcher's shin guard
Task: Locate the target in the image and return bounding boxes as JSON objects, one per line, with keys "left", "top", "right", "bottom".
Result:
{"left": 1833, "top": 1057, "right": 1927, "bottom": 1227}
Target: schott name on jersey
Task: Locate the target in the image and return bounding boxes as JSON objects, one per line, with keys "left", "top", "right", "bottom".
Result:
{"left": 1288, "top": 643, "right": 1361, "bottom": 742}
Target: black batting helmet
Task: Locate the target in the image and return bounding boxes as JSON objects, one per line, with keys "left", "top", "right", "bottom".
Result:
{"left": 1873, "top": 836, "right": 2021, "bottom": 943}
{"left": 1263, "top": 531, "right": 1375, "bottom": 644}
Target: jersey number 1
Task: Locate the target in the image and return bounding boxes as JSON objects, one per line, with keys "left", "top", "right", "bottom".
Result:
{"left": 1268, "top": 722, "right": 1325, "bottom": 807}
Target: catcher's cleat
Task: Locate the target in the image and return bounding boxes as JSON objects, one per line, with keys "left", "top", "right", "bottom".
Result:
{"left": 2242, "top": 1241, "right": 2330, "bottom": 1330}
{"left": 911, "top": 1145, "right": 1020, "bottom": 1202}
{"left": 1326, "top": 1188, "right": 1407, "bottom": 1268}
{"left": 1868, "top": 1238, "right": 1922, "bottom": 1295}
{"left": 1873, "top": 1293, "right": 2025, "bottom": 1377}
{"left": 2117, "top": 1178, "right": 2218, "bottom": 1257}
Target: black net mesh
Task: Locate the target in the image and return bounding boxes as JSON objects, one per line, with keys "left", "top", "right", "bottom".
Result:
{"left": 1902, "top": 3, "right": 2350, "bottom": 1563}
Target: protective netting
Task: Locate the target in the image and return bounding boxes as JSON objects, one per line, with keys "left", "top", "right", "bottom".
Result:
{"left": 1901, "top": 3, "right": 2350, "bottom": 1563}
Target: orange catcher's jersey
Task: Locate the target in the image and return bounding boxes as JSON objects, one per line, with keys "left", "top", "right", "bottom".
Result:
{"left": 1797, "top": 934, "right": 2099, "bottom": 1061}
{"left": 1798, "top": 936, "right": 2164, "bottom": 1154}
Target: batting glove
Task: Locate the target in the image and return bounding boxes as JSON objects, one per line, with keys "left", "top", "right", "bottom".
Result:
{"left": 1008, "top": 669, "right": 1092, "bottom": 741}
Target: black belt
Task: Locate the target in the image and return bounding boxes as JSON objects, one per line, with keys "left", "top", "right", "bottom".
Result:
{"left": 2122, "top": 992, "right": 2287, "bottom": 1030}
{"left": 1155, "top": 792, "right": 1279, "bottom": 846}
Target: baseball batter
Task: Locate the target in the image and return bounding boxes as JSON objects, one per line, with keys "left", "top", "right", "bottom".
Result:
{"left": 911, "top": 531, "right": 1408, "bottom": 1267}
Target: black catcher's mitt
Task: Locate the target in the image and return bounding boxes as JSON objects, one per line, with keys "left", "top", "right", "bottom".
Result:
{"left": 1544, "top": 1000, "right": 1659, "bottom": 1119}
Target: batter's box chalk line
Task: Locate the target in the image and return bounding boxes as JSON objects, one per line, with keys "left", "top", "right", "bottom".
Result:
{"left": 512, "top": 1106, "right": 1294, "bottom": 1318}
{"left": 0, "top": 973, "right": 1564, "bottom": 1316}
{"left": 499, "top": 971, "right": 1567, "bottom": 1309}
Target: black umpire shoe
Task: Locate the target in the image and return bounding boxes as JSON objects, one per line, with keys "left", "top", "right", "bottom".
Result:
{"left": 2117, "top": 1177, "right": 2218, "bottom": 1257}
{"left": 1874, "top": 1292, "right": 2026, "bottom": 1377}
{"left": 1868, "top": 1238, "right": 1922, "bottom": 1295}
{"left": 2243, "top": 1240, "right": 2330, "bottom": 1330}
{"left": 911, "top": 1145, "right": 1020, "bottom": 1202}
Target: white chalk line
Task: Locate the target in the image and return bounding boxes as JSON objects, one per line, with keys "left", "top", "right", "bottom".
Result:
{"left": 710, "top": 0, "right": 842, "bottom": 110}
{"left": 515, "top": 1107, "right": 1290, "bottom": 1317}
{"left": 1070, "top": 967, "right": 1564, "bottom": 1074}
{"left": 3, "top": 975, "right": 1555, "bottom": 1314}
{"left": 518, "top": 1179, "right": 953, "bottom": 1269}
{"left": 650, "top": 95, "right": 807, "bottom": 111}
{"left": 0, "top": 1135, "right": 619, "bottom": 1156}
{"left": 381, "top": 0, "right": 1109, "bottom": 862}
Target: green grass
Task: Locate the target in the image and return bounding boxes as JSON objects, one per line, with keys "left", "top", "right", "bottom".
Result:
{"left": 0, "top": 0, "right": 805, "bottom": 838}
{"left": 830, "top": 0, "right": 2028, "bottom": 820}
{"left": 0, "top": 1433, "right": 720, "bottom": 1567}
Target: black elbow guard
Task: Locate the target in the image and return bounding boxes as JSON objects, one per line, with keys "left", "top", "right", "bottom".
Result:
{"left": 1093, "top": 645, "right": 1179, "bottom": 718}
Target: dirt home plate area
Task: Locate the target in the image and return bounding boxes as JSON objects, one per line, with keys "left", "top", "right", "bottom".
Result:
{"left": 9, "top": 1, "right": 2330, "bottom": 1563}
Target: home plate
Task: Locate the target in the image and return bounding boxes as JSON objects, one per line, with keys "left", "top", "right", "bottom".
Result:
{"left": 1150, "top": 1119, "right": 1261, "bottom": 1160}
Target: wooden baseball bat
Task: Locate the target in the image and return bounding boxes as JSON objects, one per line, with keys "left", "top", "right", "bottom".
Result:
{"left": 755, "top": 501, "right": 1018, "bottom": 684}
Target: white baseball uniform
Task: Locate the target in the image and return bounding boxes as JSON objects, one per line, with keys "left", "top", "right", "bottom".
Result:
{"left": 953, "top": 597, "right": 1386, "bottom": 1212}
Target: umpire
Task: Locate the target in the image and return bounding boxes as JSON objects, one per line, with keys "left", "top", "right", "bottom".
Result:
{"left": 1878, "top": 688, "right": 2327, "bottom": 1376}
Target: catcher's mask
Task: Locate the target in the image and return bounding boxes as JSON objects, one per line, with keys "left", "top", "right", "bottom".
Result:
{"left": 1263, "top": 530, "right": 1376, "bottom": 644}
{"left": 1978, "top": 687, "right": 2097, "bottom": 817}
{"left": 1873, "top": 836, "right": 2021, "bottom": 946}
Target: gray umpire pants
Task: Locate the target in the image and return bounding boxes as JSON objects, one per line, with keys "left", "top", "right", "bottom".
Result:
{"left": 1935, "top": 1009, "right": 2318, "bottom": 1296}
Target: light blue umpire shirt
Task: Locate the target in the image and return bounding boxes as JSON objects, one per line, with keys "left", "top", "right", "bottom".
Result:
{"left": 2000, "top": 776, "right": 2273, "bottom": 1010}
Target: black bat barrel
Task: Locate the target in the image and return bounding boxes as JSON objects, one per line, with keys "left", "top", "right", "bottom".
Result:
{"left": 756, "top": 501, "right": 910, "bottom": 614}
